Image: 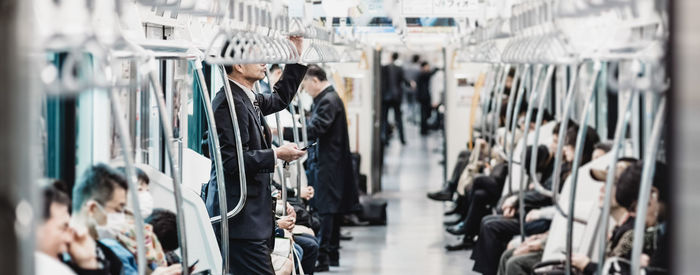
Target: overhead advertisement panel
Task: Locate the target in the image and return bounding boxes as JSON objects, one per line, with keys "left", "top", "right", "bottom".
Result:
{"left": 401, "top": 0, "right": 479, "bottom": 17}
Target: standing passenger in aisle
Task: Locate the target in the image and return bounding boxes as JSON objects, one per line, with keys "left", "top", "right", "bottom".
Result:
{"left": 204, "top": 36, "right": 307, "bottom": 275}
{"left": 284, "top": 65, "right": 360, "bottom": 272}
{"left": 381, "top": 52, "right": 411, "bottom": 145}
{"left": 416, "top": 62, "right": 441, "bottom": 135}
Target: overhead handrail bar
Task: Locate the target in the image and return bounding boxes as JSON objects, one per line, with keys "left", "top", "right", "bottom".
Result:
{"left": 564, "top": 61, "right": 603, "bottom": 275}
{"left": 153, "top": 0, "right": 227, "bottom": 17}
{"left": 146, "top": 62, "right": 190, "bottom": 275}
{"left": 503, "top": 65, "right": 528, "bottom": 195}
{"left": 595, "top": 89, "right": 638, "bottom": 275}
{"left": 630, "top": 97, "right": 666, "bottom": 275}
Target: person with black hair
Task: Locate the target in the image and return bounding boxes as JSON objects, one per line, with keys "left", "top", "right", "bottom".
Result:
{"left": 36, "top": 181, "right": 75, "bottom": 275}
{"left": 204, "top": 36, "right": 307, "bottom": 275}
{"left": 571, "top": 160, "right": 668, "bottom": 274}
{"left": 66, "top": 164, "right": 129, "bottom": 275}
{"left": 283, "top": 64, "right": 359, "bottom": 271}
{"left": 469, "top": 122, "right": 600, "bottom": 275}
{"left": 380, "top": 52, "right": 411, "bottom": 145}
{"left": 117, "top": 167, "right": 153, "bottom": 218}
{"left": 146, "top": 209, "right": 179, "bottom": 262}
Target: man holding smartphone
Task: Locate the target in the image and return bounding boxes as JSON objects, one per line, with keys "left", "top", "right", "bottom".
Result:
{"left": 284, "top": 65, "right": 360, "bottom": 271}
{"left": 205, "top": 36, "right": 307, "bottom": 275}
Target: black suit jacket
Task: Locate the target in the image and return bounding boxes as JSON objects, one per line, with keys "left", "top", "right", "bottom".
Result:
{"left": 285, "top": 86, "right": 359, "bottom": 214}
{"left": 206, "top": 63, "right": 307, "bottom": 240}
{"left": 381, "top": 63, "right": 410, "bottom": 103}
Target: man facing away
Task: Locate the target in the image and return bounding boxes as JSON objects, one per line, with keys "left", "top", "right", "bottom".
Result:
{"left": 381, "top": 52, "right": 412, "bottom": 145}
{"left": 204, "top": 36, "right": 307, "bottom": 275}
{"left": 284, "top": 65, "right": 360, "bottom": 271}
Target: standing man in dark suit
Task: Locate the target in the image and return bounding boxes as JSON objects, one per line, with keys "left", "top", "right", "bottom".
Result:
{"left": 205, "top": 36, "right": 308, "bottom": 275}
{"left": 284, "top": 65, "right": 360, "bottom": 271}
{"left": 381, "top": 52, "right": 412, "bottom": 145}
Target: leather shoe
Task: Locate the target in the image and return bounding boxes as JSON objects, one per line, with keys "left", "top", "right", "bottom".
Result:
{"left": 315, "top": 264, "right": 330, "bottom": 272}
{"left": 340, "top": 230, "right": 353, "bottom": 241}
{"left": 444, "top": 207, "right": 459, "bottom": 216}
{"left": 330, "top": 259, "right": 339, "bottom": 267}
{"left": 427, "top": 190, "right": 453, "bottom": 201}
{"left": 343, "top": 214, "right": 369, "bottom": 227}
{"left": 445, "top": 240, "right": 475, "bottom": 251}
{"left": 446, "top": 221, "right": 467, "bottom": 235}
{"left": 443, "top": 217, "right": 463, "bottom": 226}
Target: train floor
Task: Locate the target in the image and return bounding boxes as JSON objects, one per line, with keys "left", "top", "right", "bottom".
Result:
{"left": 330, "top": 122, "right": 479, "bottom": 274}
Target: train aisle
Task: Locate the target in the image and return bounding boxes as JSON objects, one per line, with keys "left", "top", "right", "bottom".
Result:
{"left": 333, "top": 123, "right": 478, "bottom": 274}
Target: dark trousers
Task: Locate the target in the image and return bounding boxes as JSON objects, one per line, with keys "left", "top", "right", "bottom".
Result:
{"left": 318, "top": 213, "right": 341, "bottom": 264}
{"left": 228, "top": 238, "right": 275, "bottom": 275}
{"left": 381, "top": 100, "right": 405, "bottom": 144}
{"left": 471, "top": 215, "right": 551, "bottom": 275}
{"left": 498, "top": 248, "right": 543, "bottom": 275}
{"left": 294, "top": 233, "right": 319, "bottom": 274}
{"left": 420, "top": 101, "right": 432, "bottom": 135}
{"left": 461, "top": 176, "right": 504, "bottom": 238}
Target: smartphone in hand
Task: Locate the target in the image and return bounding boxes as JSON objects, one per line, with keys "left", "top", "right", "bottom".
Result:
{"left": 300, "top": 141, "right": 317, "bottom": 151}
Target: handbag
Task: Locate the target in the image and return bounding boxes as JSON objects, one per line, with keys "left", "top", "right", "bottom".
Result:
{"left": 456, "top": 139, "right": 487, "bottom": 196}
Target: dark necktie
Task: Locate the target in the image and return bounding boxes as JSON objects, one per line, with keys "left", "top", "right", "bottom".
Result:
{"left": 253, "top": 98, "right": 268, "bottom": 144}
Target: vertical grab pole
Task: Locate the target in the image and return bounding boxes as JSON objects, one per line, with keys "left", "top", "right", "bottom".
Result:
{"left": 507, "top": 65, "right": 530, "bottom": 195}
{"left": 209, "top": 65, "right": 248, "bottom": 228}
{"left": 274, "top": 113, "right": 289, "bottom": 214}
{"left": 489, "top": 64, "right": 511, "bottom": 165}
{"left": 262, "top": 67, "right": 289, "bottom": 214}
{"left": 299, "top": 96, "right": 309, "bottom": 146}
{"left": 517, "top": 64, "right": 544, "bottom": 241}
{"left": 194, "top": 61, "right": 230, "bottom": 274}
{"left": 564, "top": 61, "right": 602, "bottom": 275}
{"left": 551, "top": 64, "right": 581, "bottom": 216}
{"left": 147, "top": 68, "right": 189, "bottom": 275}
{"left": 596, "top": 91, "right": 637, "bottom": 275}
{"left": 481, "top": 66, "right": 501, "bottom": 159}
{"left": 288, "top": 87, "right": 303, "bottom": 201}
{"left": 630, "top": 98, "right": 666, "bottom": 275}
{"left": 108, "top": 88, "right": 147, "bottom": 275}
{"left": 528, "top": 65, "right": 556, "bottom": 196}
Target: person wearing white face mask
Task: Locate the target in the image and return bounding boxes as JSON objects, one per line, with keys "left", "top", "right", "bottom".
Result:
{"left": 67, "top": 163, "right": 129, "bottom": 275}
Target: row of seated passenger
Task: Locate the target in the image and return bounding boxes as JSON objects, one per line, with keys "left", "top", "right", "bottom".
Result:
{"left": 428, "top": 108, "right": 668, "bottom": 274}
{"left": 36, "top": 164, "right": 190, "bottom": 275}
{"left": 33, "top": 159, "right": 317, "bottom": 275}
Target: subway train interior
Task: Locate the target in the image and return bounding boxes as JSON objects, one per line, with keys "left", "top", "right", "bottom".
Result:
{"left": 3, "top": 0, "right": 699, "bottom": 274}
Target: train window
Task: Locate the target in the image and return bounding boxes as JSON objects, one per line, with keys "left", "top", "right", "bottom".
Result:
{"left": 594, "top": 61, "right": 609, "bottom": 140}
{"left": 187, "top": 61, "right": 207, "bottom": 155}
